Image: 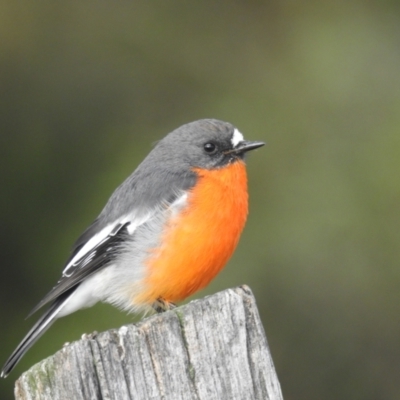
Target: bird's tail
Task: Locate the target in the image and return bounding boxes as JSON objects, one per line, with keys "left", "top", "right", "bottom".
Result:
{"left": 1, "top": 290, "right": 73, "bottom": 378}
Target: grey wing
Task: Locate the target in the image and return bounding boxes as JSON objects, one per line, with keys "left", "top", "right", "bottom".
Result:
{"left": 63, "top": 217, "right": 103, "bottom": 267}
{"left": 27, "top": 221, "right": 130, "bottom": 317}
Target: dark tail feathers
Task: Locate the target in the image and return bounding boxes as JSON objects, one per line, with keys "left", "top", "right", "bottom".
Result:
{"left": 1, "top": 290, "right": 73, "bottom": 378}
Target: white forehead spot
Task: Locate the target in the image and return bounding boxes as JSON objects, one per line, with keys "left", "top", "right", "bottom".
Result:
{"left": 231, "top": 128, "right": 244, "bottom": 147}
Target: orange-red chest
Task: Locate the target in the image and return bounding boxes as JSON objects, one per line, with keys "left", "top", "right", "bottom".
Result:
{"left": 140, "top": 160, "right": 249, "bottom": 304}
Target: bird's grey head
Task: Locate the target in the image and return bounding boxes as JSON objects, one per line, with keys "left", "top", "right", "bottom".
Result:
{"left": 150, "top": 119, "right": 264, "bottom": 171}
{"left": 98, "top": 119, "right": 264, "bottom": 220}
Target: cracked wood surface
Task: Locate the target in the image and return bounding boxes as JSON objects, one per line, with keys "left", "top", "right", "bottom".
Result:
{"left": 14, "top": 286, "right": 283, "bottom": 400}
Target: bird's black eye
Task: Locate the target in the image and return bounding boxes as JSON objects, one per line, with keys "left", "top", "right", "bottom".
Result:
{"left": 204, "top": 142, "right": 217, "bottom": 154}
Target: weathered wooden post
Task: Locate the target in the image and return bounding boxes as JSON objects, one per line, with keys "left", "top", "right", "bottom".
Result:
{"left": 14, "top": 286, "right": 283, "bottom": 400}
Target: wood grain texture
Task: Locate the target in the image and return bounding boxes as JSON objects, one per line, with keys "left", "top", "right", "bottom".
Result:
{"left": 14, "top": 286, "right": 283, "bottom": 400}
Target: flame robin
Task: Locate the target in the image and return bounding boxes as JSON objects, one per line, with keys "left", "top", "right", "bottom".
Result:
{"left": 1, "top": 119, "right": 264, "bottom": 377}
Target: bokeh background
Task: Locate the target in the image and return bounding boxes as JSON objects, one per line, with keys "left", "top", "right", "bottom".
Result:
{"left": 1, "top": 1, "right": 400, "bottom": 399}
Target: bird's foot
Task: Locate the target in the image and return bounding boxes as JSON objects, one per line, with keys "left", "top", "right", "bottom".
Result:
{"left": 152, "top": 297, "right": 177, "bottom": 313}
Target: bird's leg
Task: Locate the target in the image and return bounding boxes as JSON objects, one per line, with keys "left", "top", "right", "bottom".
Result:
{"left": 152, "top": 297, "right": 177, "bottom": 313}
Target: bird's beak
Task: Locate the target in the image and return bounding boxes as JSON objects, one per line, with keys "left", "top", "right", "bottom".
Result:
{"left": 224, "top": 140, "right": 265, "bottom": 155}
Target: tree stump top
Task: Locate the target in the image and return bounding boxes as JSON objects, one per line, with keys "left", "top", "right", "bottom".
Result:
{"left": 15, "top": 286, "right": 283, "bottom": 400}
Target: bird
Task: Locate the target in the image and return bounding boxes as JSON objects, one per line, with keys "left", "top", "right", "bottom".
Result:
{"left": 1, "top": 119, "right": 264, "bottom": 377}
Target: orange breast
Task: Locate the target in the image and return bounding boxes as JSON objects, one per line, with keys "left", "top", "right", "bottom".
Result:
{"left": 137, "top": 160, "right": 249, "bottom": 304}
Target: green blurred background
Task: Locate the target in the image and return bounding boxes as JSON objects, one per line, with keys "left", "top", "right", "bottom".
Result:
{"left": 1, "top": 1, "right": 400, "bottom": 399}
